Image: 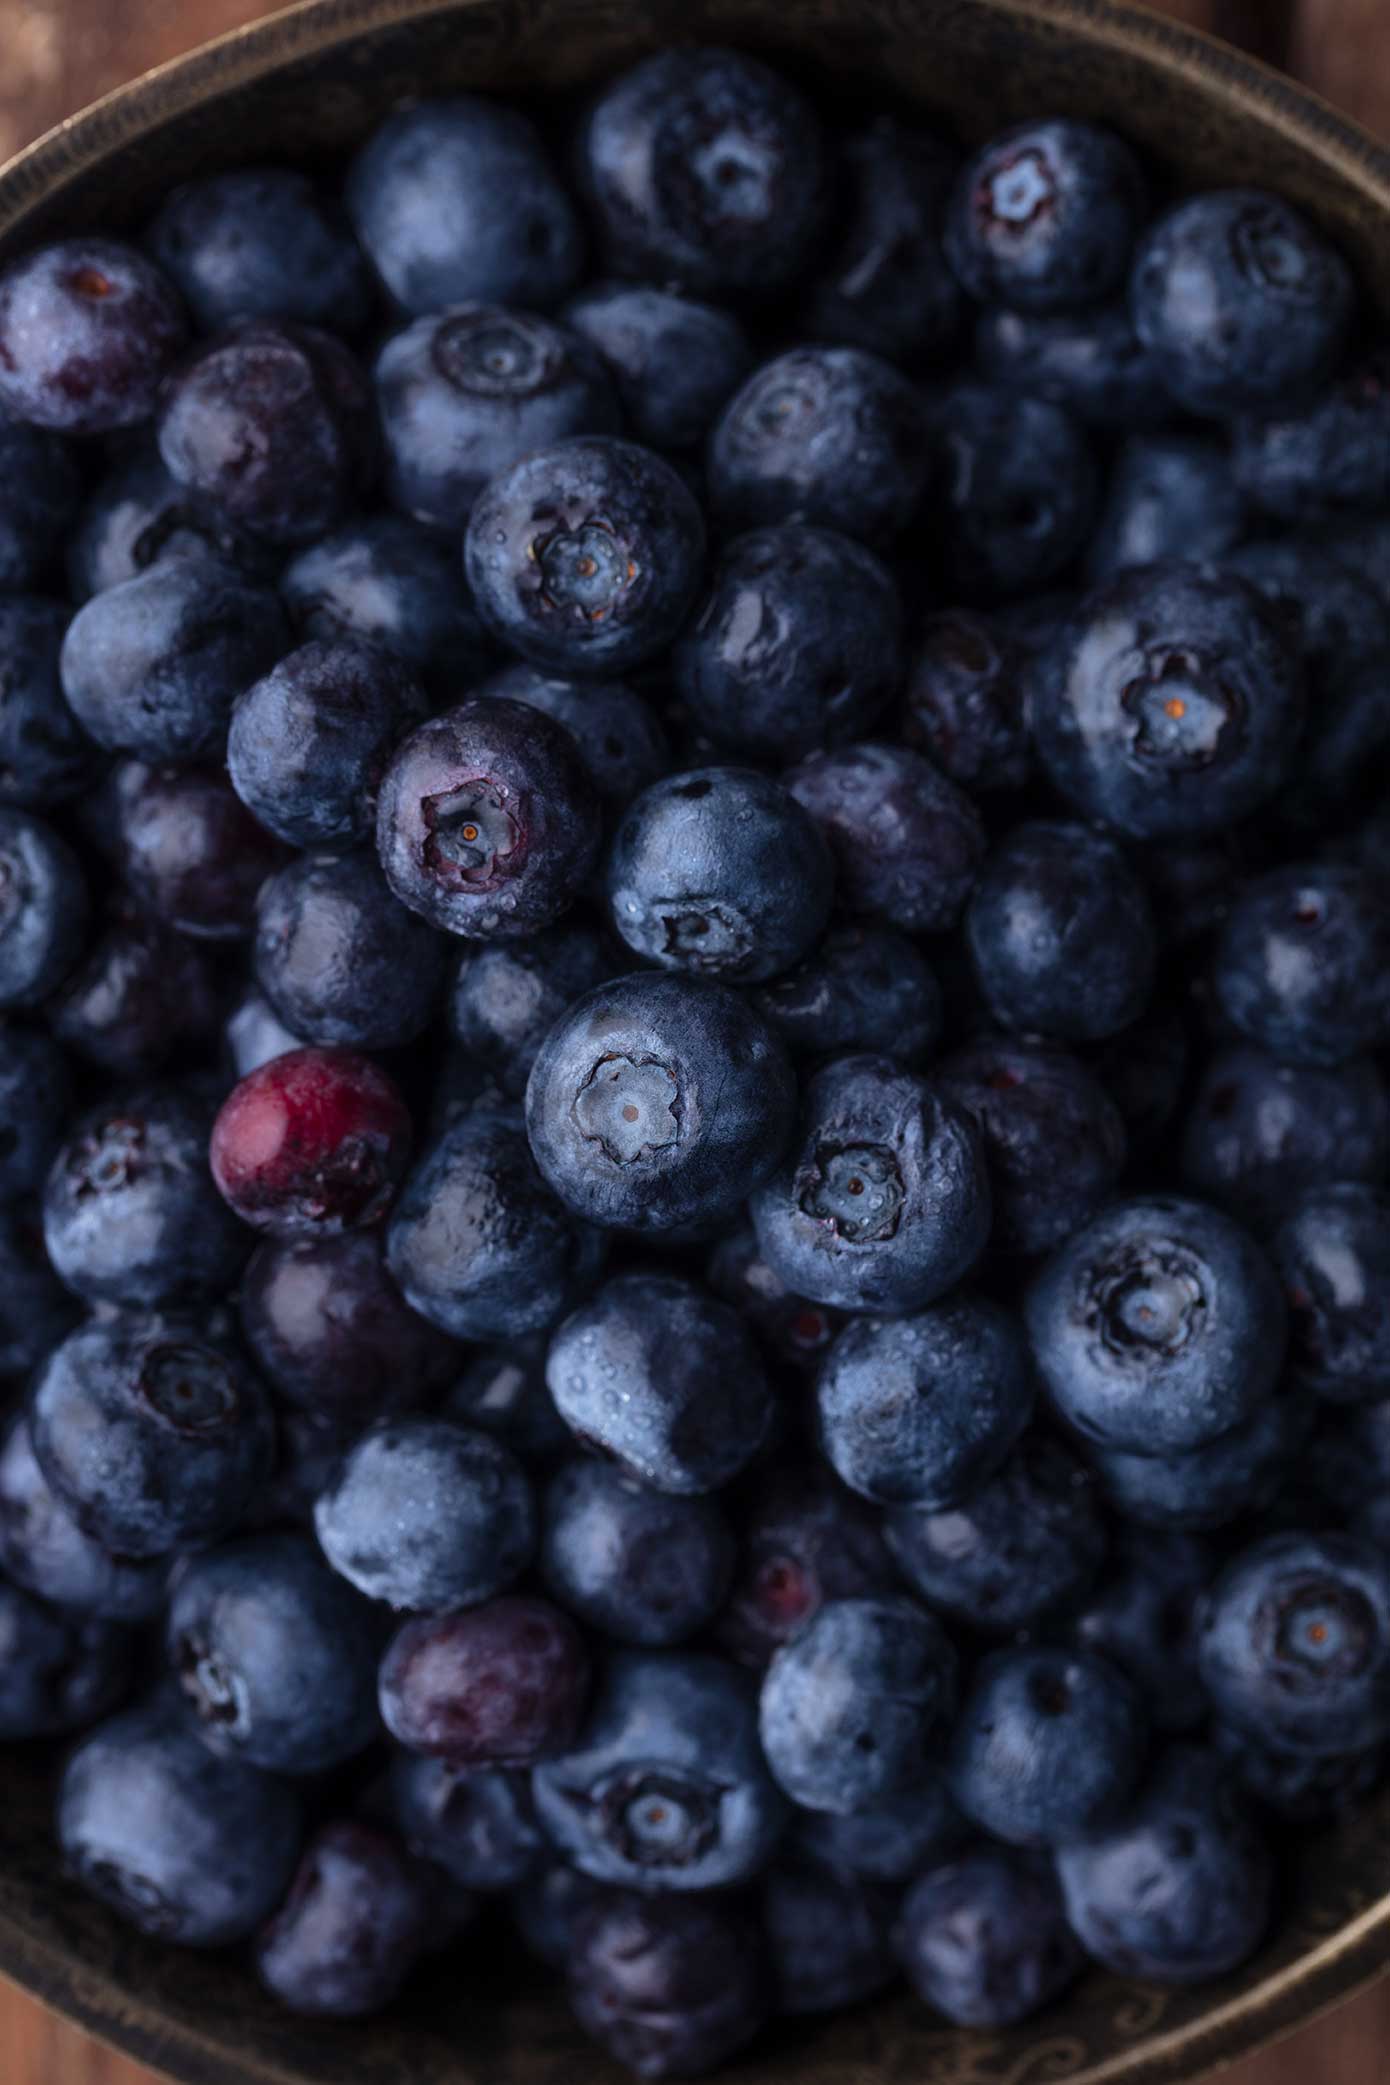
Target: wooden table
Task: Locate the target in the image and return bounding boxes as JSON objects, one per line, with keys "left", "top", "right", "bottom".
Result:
{"left": 1, "top": 0, "right": 1389, "bottom": 2077}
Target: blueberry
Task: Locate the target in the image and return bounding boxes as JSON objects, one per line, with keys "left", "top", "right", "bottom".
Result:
{"left": 751, "top": 1054, "right": 991, "bottom": 1315}
{"left": 751, "top": 924, "right": 942, "bottom": 1073}
{"left": 475, "top": 662, "right": 671, "bottom": 808}
{"left": 525, "top": 970, "right": 795, "bottom": 1235}
{"left": 901, "top": 608, "right": 1030, "bottom": 794}
{"left": 939, "top": 1037, "right": 1127, "bottom": 1256}
{"left": 0, "top": 239, "right": 188, "bottom": 433}
{"left": 0, "top": 408, "right": 82, "bottom": 588}
{"left": 0, "top": 1576, "right": 131, "bottom": 1738}
{"left": 1027, "top": 1193, "right": 1285, "bottom": 1454}
{"left": 66, "top": 445, "right": 274, "bottom": 601}
{"left": 256, "top": 1819, "right": 430, "bottom": 2019}
{"left": 147, "top": 168, "right": 371, "bottom": 335}
{"left": 967, "top": 820, "right": 1156, "bottom": 1044}
{"left": 1057, "top": 1743, "right": 1273, "bottom": 1981}
{"left": 51, "top": 903, "right": 225, "bottom": 1078}
{"left": 241, "top": 1229, "right": 456, "bottom": 1427}
{"left": 975, "top": 300, "right": 1167, "bottom": 431}
{"left": 580, "top": 47, "right": 824, "bottom": 295}
{"left": 607, "top": 766, "right": 833, "bottom": 984}
{"left": 532, "top": 1649, "right": 787, "bottom": 1890}
{"left": 246, "top": 1408, "right": 356, "bottom": 1535}
{"left": 392, "top": 1752, "right": 546, "bottom": 1891}
{"left": 314, "top": 1416, "right": 534, "bottom": 1612}
{"left": 541, "top": 1460, "right": 734, "bottom": 1647}
{"left": 1089, "top": 1383, "right": 1315, "bottom": 1532}
{"left": 794, "top": 1776, "right": 965, "bottom": 1886}
{"left": 29, "top": 1312, "right": 274, "bottom": 1558}
{"left": 346, "top": 97, "right": 584, "bottom": 317}
{"left": 547, "top": 1272, "right": 771, "bottom": 1497}
{"left": 0, "top": 594, "right": 96, "bottom": 809}
{"left": 762, "top": 1854, "right": 895, "bottom": 2015}
{"left": 511, "top": 1861, "right": 607, "bottom": 1968}
{"left": 229, "top": 639, "right": 429, "bottom": 852}
{"left": 380, "top": 1594, "right": 590, "bottom": 1766}
{"left": 1130, "top": 190, "right": 1354, "bottom": 417}
{"left": 1180, "top": 1045, "right": 1390, "bottom": 1229}
{"left": 376, "top": 694, "right": 600, "bottom": 939}
{"left": 280, "top": 514, "right": 496, "bottom": 695}
{"left": 0, "top": 1023, "right": 68, "bottom": 1201}
{"left": 0, "top": 1205, "right": 77, "bottom": 1382}
{"left": 712, "top": 1464, "right": 896, "bottom": 1670}
{"left": 0, "top": 1414, "right": 164, "bottom": 1623}
{"left": 1214, "top": 1719, "right": 1385, "bottom": 1822}
{"left": 947, "top": 119, "right": 1145, "bottom": 312}
{"left": 785, "top": 742, "right": 984, "bottom": 936}
{"left": 1234, "top": 347, "right": 1390, "bottom": 525}
{"left": 759, "top": 1593, "right": 956, "bottom": 1814}
{"left": 387, "top": 1108, "right": 604, "bottom": 1341}
{"left": 465, "top": 437, "right": 706, "bottom": 677}
{"left": 705, "top": 1227, "right": 844, "bottom": 1376}
{"left": 948, "top": 1645, "right": 1146, "bottom": 1849}
{"left": 443, "top": 1334, "right": 572, "bottom": 1465}
{"left": 1198, "top": 1530, "right": 1390, "bottom": 1756}
{"left": 160, "top": 323, "right": 377, "bottom": 548}
{"left": 1070, "top": 1528, "right": 1213, "bottom": 1734}
{"left": 0, "top": 809, "right": 85, "bottom": 1013}
{"left": 211, "top": 1047, "right": 412, "bottom": 1238}
{"left": 565, "top": 282, "right": 753, "bottom": 451}
{"left": 673, "top": 525, "right": 902, "bottom": 762}
{"left": 1031, "top": 562, "right": 1303, "bottom": 839}
{"left": 817, "top": 1295, "right": 1034, "bottom": 1507}
{"left": 1085, "top": 434, "right": 1246, "bottom": 585}
{"left": 168, "top": 1530, "right": 380, "bottom": 1774}
{"left": 376, "top": 305, "right": 618, "bottom": 534}
{"left": 254, "top": 849, "right": 444, "bottom": 1052}
{"left": 709, "top": 346, "right": 930, "bottom": 545}
{"left": 568, "top": 1889, "right": 769, "bottom": 2079}
{"left": 60, "top": 556, "right": 291, "bottom": 764}
{"left": 114, "top": 762, "right": 286, "bottom": 943}
{"left": 885, "top": 1432, "right": 1106, "bottom": 1634}
{"left": 926, "top": 382, "right": 1097, "bottom": 600}
{"left": 896, "top": 1847, "right": 1083, "bottom": 2027}
{"left": 1213, "top": 862, "right": 1390, "bottom": 1068}
{"left": 448, "top": 918, "right": 612, "bottom": 1100}
{"left": 61, "top": 1696, "right": 302, "bottom": 1947}
{"left": 1273, "top": 1185, "right": 1390, "bottom": 1405}
{"left": 804, "top": 116, "right": 961, "bottom": 362}
{"left": 43, "top": 1083, "right": 247, "bottom": 1308}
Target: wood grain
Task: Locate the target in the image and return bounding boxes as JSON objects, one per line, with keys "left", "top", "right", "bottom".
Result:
{"left": 0, "top": 0, "right": 1387, "bottom": 2078}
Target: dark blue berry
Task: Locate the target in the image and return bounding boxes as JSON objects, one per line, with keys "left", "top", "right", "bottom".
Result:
{"left": 1071, "top": 1527, "right": 1213, "bottom": 1734}
{"left": 1085, "top": 434, "right": 1245, "bottom": 584}
{"left": 541, "top": 1459, "right": 734, "bottom": 1646}
{"left": 0, "top": 808, "right": 85, "bottom": 1007}
{"left": 511, "top": 1861, "right": 606, "bottom": 1968}
{"left": 346, "top": 97, "right": 584, "bottom": 316}
{"left": 794, "top": 1776, "right": 964, "bottom": 1885}
{"left": 1273, "top": 1184, "right": 1390, "bottom": 1405}
{"left": 704, "top": 1227, "right": 844, "bottom": 1376}
{"left": 376, "top": 694, "right": 600, "bottom": 939}
{"left": 314, "top": 1415, "right": 534, "bottom": 1612}
{"left": 750, "top": 923, "right": 942, "bottom": 1068}
{"left": 1180, "top": 1045, "right": 1390, "bottom": 1230}
{"left": 901, "top": 609, "right": 1030, "bottom": 793}
{"left": 1089, "top": 1382, "right": 1315, "bottom": 1532}
{"left": 712, "top": 1464, "right": 895, "bottom": 1670}
{"left": 546, "top": 1271, "right": 771, "bottom": 1496}
{"left": 975, "top": 300, "right": 1167, "bottom": 431}
{"left": 751, "top": 1054, "right": 991, "bottom": 1315}
{"left": 147, "top": 167, "right": 371, "bottom": 334}
{"left": 947, "top": 119, "right": 1145, "bottom": 313}
{"left": 1213, "top": 862, "right": 1390, "bottom": 1067}
{"left": 255, "top": 1819, "right": 431, "bottom": 2019}
{"left": 168, "top": 1530, "right": 380, "bottom": 1774}
{"left": 710, "top": 346, "right": 930, "bottom": 545}
{"left": 229, "top": 639, "right": 429, "bottom": 852}
{"left": 66, "top": 445, "right": 273, "bottom": 601}
{"left": 51, "top": 905, "right": 225, "bottom": 1077}
{"left": 607, "top": 766, "right": 833, "bottom": 984}
{"left": 1130, "top": 189, "right": 1354, "bottom": 417}
{"left": 0, "top": 1414, "right": 164, "bottom": 1622}
{"left": 29, "top": 1313, "right": 275, "bottom": 1558}
{"left": 580, "top": 47, "right": 825, "bottom": 295}
{"left": 280, "top": 514, "right": 496, "bottom": 696}
{"left": 896, "top": 1847, "right": 1083, "bottom": 2027}
{"left": 568, "top": 1889, "right": 769, "bottom": 2079}
{"left": 817, "top": 1294, "right": 1034, "bottom": 1507}
{"left": 564, "top": 282, "right": 753, "bottom": 450}
{"left": 443, "top": 1334, "right": 572, "bottom": 1465}
{"left": 762, "top": 1854, "right": 895, "bottom": 2015}
{"left": 533, "top": 1648, "right": 788, "bottom": 1890}
{"left": 0, "top": 238, "right": 188, "bottom": 433}
{"left": 804, "top": 117, "right": 961, "bottom": 362}
{"left": 0, "top": 594, "right": 96, "bottom": 809}
{"left": 926, "top": 382, "right": 1096, "bottom": 600}
{"left": 525, "top": 970, "right": 795, "bottom": 1234}
{"left": 254, "top": 848, "right": 445, "bottom": 1051}
{"left": 0, "top": 1576, "right": 131, "bottom": 1739}
{"left": 1234, "top": 347, "right": 1390, "bottom": 524}
{"left": 475, "top": 662, "right": 671, "bottom": 807}
{"left": 61, "top": 1696, "right": 302, "bottom": 1946}
{"left": 465, "top": 436, "right": 706, "bottom": 677}
{"left": 60, "top": 555, "right": 291, "bottom": 763}
{"left": 673, "top": 524, "right": 902, "bottom": 762}
{"left": 1214, "top": 1719, "right": 1385, "bottom": 1822}
{"left": 448, "top": 918, "right": 612, "bottom": 1100}
{"left": 114, "top": 760, "right": 286, "bottom": 942}
{"left": 391, "top": 1752, "right": 546, "bottom": 1890}
{"left": 785, "top": 742, "right": 984, "bottom": 935}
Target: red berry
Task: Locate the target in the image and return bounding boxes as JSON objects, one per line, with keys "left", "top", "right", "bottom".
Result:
{"left": 210, "top": 1047, "right": 411, "bottom": 1238}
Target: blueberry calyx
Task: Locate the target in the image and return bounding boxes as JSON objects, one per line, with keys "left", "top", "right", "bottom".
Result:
{"left": 798, "top": 1142, "right": 905, "bottom": 1243}
{"left": 572, "top": 1054, "right": 682, "bottom": 1164}
{"left": 138, "top": 1344, "right": 240, "bottom": 1434}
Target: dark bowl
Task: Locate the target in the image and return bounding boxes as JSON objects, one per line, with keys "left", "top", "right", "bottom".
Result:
{"left": 2, "top": 2, "right": 1390, "bottom": 2081}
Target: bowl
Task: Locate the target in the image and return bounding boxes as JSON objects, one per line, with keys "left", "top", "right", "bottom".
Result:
{"left": 3, "top": 3, "right": 1390, "bottom": 2081}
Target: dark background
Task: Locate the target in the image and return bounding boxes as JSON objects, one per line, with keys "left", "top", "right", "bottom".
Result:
{"left": 0, "top": 0, "right": 1386, "bottom": 2077}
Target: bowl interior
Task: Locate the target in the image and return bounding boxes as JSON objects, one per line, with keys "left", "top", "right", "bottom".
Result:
{"left": 3, "top": 2, "right": 1390, "bottom": 2082}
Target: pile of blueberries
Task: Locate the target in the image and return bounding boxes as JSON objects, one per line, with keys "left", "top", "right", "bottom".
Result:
{"left": 1, "top": 38, "right": 1390, "bottom": 2079}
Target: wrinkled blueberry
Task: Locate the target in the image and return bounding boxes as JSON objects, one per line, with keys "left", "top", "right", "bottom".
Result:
{"left": 255, "top": 1819, "right": 431, "bottom": 2019}
{"left": 541, "top": 1459, "right": 734, "bottom": 1647}
{"left": 147, "top": 168, "right": 372, "bottom": 334}
{"left": 896, "top": 1847, "right": 1083, "bottom": 2028}
{"left": 565, "top": 282, "right": 753, "bottom": 450}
